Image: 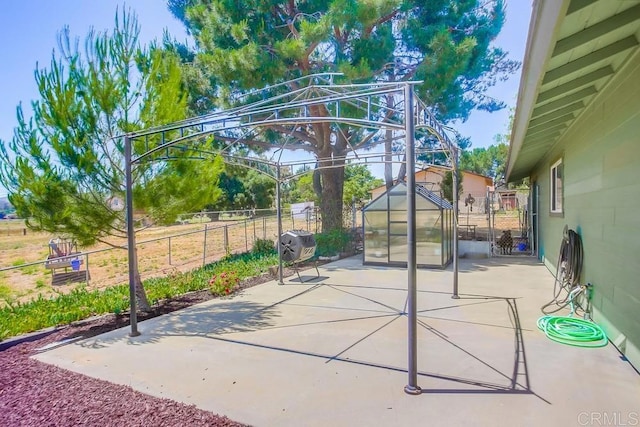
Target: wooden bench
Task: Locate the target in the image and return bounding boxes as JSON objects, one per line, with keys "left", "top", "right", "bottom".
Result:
{"left": 44, "top": 253, "right": 84, "bottom": 271}
{"left": 44, "top": 238, "right": 89, "bottom": 284}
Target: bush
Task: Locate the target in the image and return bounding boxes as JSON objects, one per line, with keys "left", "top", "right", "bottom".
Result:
{"left": 252, "top": 238, "right": 276, "bottom": 256}
{"left": 208, "top": 271, "right": 240, "bottom": 296}
{"left": 0, "top": 251, "right": 279, "bottom": 341}
{"left": 314, "top": 228, "right": 351, "bottom": 257}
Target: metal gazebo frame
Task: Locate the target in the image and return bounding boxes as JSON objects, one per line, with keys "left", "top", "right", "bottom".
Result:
{"left": 122, "top": 74, "right": 460, "bottom": 394}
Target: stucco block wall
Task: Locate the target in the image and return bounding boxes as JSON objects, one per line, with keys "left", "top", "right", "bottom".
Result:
{"left": 532, "top": 51, "right": 640, "bottom": 368}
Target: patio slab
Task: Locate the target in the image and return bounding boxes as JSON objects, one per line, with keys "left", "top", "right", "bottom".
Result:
{"left": 34, "top": 256, "right": 640, "bottom": 426}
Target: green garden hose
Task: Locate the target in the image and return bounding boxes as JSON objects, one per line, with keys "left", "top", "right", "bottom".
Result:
{"left": 537, "top": 316, "right": 608, "bottom": 348}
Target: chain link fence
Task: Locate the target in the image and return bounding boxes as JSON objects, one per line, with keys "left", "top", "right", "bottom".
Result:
{"left": 1, "top": 205, "right": 368, "bottom": 302}
{"left": 456, "top": 188, "right": 531, "bottom": 255}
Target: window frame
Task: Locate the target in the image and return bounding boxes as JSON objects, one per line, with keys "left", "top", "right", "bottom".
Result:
{"left": 550, "top": 158, "right": 563, "bottom": 215}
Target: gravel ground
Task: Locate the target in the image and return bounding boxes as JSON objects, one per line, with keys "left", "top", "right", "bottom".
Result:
{"left": 0, "top": 266, "right": 312, "bottom": 426}
{"left": 0, "top": 317, "right": 248, "bottom": 426}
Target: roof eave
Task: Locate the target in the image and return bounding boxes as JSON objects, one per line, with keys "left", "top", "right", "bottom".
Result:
{"left": 506, "top": 0, "right": 570, "bottom": 182}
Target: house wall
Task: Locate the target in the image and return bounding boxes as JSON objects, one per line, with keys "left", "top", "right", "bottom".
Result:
{"left": 370, "top": 168, "right": 492, "bottom": 201}
{"left": 460, "top": 173, "right": 492, "bottom": 199}
{"left": 531, "top": 50, "right": 640, "bottom": 369}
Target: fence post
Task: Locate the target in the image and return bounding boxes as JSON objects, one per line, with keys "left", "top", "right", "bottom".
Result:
{"left": 253, "top": 219, "right": 256, "bottom": 240}
{"left": 224, "top": 225, "right": 229, "bottom": 253}
{"left": 244, "top": 220, "right": 248, "bottom": 251}
{"left": 203, "top": 224, "right": 208, "bottom": 266}
{"left": 168, "top": 237, "right": 172, "bottom": 265}
{"left": 85, "top": 253, "right": 90, "bottom": 285}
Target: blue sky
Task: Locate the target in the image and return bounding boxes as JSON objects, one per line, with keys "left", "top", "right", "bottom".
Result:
{"left": 0, "top": 1, "right": 533, "bottom": 196}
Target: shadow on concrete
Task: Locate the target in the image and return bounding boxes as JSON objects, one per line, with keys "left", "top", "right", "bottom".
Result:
{"left": 76, "top": 300, "right": 281, "bottom": 349}
{"left": 286, "top": 275, "right": 330, "bottom": 284}
{"left": 189, "top": 283, "right": 545, "bottom": 401}
{"left": 414, "top": 297, "right": 542, "bottom": 400}
{"left": 456, "top": 257, "right": 542, "bottom": 273}
{"left": 68, "top": 271, "right": 548, "bottom": 403}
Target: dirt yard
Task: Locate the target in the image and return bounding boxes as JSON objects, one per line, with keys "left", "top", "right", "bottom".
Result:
{"left": 0, "top": 215, "right": 312, "bottom": 304}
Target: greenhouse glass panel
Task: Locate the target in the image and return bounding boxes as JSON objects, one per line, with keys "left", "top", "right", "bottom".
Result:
{"left": 363, "top": 210, "right": 388, "bottom": 263}
{"left": 389, "top": 235, "right": 407, "bottom": 263}
{"left": 362, "top": 182, "right": 453, "bottom": 268}
{"left": 390, "top": 221, "right": 407, "bottom": 235}
{"left": 389, "top": 210, "right": 406, "bottom": 222}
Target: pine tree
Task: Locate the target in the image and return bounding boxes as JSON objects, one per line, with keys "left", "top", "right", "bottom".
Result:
{"left": 168, "top": 0, "right": 518, "bottom": 231}
{"left": 0, "top": 10, "right": 223, "bottom": 310}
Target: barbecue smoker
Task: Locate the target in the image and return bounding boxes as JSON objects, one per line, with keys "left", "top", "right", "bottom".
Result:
{"left": 279, "top": 230, "right": 320, "bottom": 282}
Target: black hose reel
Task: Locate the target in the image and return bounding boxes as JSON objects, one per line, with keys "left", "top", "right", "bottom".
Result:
{"left": 541, "top": 225, "right": 587, "bottom": 315}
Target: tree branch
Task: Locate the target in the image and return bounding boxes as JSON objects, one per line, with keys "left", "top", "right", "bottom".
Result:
{"left": 363, "top": 9, "right": 399, "bottom": 38}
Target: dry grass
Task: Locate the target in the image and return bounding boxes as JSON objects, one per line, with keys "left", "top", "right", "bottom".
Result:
{"left": 0, "top": 215, "right": 316, "bottom": 304}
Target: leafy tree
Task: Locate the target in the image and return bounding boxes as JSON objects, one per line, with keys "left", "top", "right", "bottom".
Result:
{"left": 440, "top": 170, "right": 463, "bottom": 204}
{"left": 459, "top": 106, "right": 513, "bottom": 184}
{"left": 211, "top": 171, "right": 245, "bottom": 211}
{"left": 208, "top": 167, "right": 276, "bottom": 211}
{"left": 168, "top": 0, "right": 518, "bottom": 231}
{"left": 343, "top": 165, "right": 383, "bottom": 206}
{"left": 244, "top": 170, "right": 276, "bottom": 209}
{"left": 459, "top": 143, "right": 508, "bottom": 184}
{"left": 0, "top": 10, "right": 223, "bottom": 311}
{"left": 288, "top": 169, "right": 319, "bottom": 205}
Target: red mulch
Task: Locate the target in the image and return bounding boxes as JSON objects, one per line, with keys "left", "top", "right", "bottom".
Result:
{"left": 0, "top": 265, "right": 313, "bottom": 427}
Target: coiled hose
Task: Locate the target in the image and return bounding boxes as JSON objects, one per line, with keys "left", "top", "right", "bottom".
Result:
{"left": 537, "top": 316, "right": 607, "bottom": 348}
{"left": 541, "top": 226, "right": 585, "bottom": 315}
{"left": 538, "top": 225, "right": 607, "bottom": 347}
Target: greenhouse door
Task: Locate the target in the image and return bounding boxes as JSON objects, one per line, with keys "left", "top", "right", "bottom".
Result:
{"left": 389, "top": 221, "right": 407, "bottom": 264}
{"left": 388, "top": 191, "right": 408, "bottom": 264}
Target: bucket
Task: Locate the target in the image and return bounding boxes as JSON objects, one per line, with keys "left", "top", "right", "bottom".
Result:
{"left": 71, "top": 259, "right": 81, "bottom": 271}
{"left": 517, "top": 242, "right": 527, "bottom": 251}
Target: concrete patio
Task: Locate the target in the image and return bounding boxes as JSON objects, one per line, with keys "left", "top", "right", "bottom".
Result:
{"left": 35, "top": 256, "right": 640, "bottom": 426}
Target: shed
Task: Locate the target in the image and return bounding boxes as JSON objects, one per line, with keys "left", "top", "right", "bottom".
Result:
{"left": 362, "top": 182, "right": 453, "bottom": 268}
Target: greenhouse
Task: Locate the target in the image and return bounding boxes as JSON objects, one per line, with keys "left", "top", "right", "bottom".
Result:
{"left": 362, "top": 182, "right": 453, "bottom": 268}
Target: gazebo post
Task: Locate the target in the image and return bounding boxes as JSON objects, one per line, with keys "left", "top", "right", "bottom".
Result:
{"left": 404, "top": 83, "right": 421, "bottom": 395}
{"left": 452, "top": 146, "right": 460, "bottom": 299}
{"left": 276, "top": 165, "right": 284, "bottom": 285}
{"left": 124, "top": 136, "right": 140, "bottom": 337}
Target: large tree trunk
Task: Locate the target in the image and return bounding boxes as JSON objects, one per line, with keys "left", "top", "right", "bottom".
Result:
{"left": 385, "top": 94, "right": 395, "bottom": 190}
{"left": 384, "top": 128, "right": 394, "bottom": 190}
{"left": 397, "top": 152, "right": 407, "bottom": 183}
{"left": 318, "top": 165, "right": 345, "bottom": 232}
{"left": 134, "top": 273, "right": 151, "bottom": 312}
{"left": 307, "top": 106, "right": 348, "bottom": 232}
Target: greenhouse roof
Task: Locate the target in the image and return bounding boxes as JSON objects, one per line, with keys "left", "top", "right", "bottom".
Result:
{"left": 364, "top": 182, "right": 453, "bottom": 211}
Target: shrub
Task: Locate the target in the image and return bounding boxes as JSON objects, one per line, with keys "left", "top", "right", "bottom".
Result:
{"left": 0, "top": 251, "right": 279, "bottom": 341}
{"left": 314, "top": 228, "right": 351, "bottom": 257}
{"left": 252, "top": 238, "right": 275, "bottom": 256}
{"left": 208, "top": 271, "right": 240, "bottom": 296}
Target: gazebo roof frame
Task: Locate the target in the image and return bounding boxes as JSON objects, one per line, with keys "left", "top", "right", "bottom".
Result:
{"left": 121, "top": 73, "right": 462, "bottom": 395}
